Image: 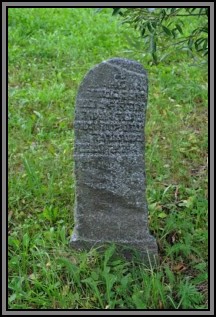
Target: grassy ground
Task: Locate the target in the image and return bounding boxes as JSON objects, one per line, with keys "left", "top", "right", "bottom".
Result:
{"left": 8, "top": 8, "right": 208, "bottom": 309}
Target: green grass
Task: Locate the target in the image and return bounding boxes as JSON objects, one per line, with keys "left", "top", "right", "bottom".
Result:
{"left": 8, "top": 8, "right": 208, "bottom": 309}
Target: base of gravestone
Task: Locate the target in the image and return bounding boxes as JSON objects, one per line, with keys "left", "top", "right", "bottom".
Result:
{"left": 70, "top": 233, "right": 158, "bottom": 265}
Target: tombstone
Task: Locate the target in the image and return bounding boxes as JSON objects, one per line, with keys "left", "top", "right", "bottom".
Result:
{"left": 70, "top": 58, "right": 158, "bottom": 262}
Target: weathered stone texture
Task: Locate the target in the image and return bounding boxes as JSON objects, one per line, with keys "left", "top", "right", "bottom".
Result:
{"left": 70, "top": 58, "right": 158, "bottom": 261}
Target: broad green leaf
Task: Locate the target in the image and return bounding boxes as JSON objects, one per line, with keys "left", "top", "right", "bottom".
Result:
{"left": 188, "top": 38, "right": 194, "bottom": 49}
{"left": 149, "top": 34, "right": 156, "bottom": 53}
{"left": 158, "top": 212, "right": 167, "bottom": 219}
{"left": 141, "top": 28, "right": 146, "bottom": 37}
{"left": 176, "top": 24, "right": 183, "bottom": 34}
{"left": 162, "top": 25, "right": 172, "bottom": 36}
{"left": 112, "top": 8, "right": 121, "bottom": 16}
{"left": 202, "top": 39, "right": 208, "bottom": 50}
{"left": 147, "top": 22, "right": 154, "bottom": 33}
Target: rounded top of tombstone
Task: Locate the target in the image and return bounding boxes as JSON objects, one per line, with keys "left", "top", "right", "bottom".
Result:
{"left": 103, "top": 57, "right": 147, "bottom": 77}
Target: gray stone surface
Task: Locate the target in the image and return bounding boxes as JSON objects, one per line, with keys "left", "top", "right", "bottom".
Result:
{"left": 70, "top": 58, "right": 158, "bottom": 262}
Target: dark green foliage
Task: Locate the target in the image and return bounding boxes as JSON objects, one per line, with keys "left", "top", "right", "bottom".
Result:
{"left": 110, "top": 8, "right": 208, "bottom": 64}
